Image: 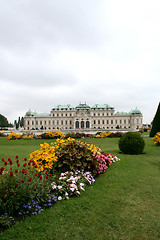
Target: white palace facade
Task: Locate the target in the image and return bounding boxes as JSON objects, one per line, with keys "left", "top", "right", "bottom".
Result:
{"left": 24, "top": 103, "right": 143, "bottom": 132}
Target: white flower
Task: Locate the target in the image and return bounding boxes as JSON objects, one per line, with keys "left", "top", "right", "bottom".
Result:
{"left": 65, "top": 192, "right": 69, "bottom": 196}
{"left": 76, "top": 191, "right": 80, "bottom": 195}
{"left": 80, "top": 186, "right": 85, "bottom": 191}
{"left": 70, "top": 188, "right": 75, "bottom": 192}
{"left": 80, "top": 183, "right": 84, "bottom": 186}
{"left": 58, "top": 186, "right": 62, "bottom": 189}
{"left": 58, "top": 196, "right": 62, "bottom": 201}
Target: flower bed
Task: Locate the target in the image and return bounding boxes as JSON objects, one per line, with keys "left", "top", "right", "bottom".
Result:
{"left": 0, "top": 138, "right": 120, "bottom": 231}
{"left": 153, "top": 132, "right": 160, "bottom": 146}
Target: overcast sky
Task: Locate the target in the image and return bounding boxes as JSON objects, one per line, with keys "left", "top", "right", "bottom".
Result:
{"left": 0, "top": 0, "right": 160, "bottom": 124}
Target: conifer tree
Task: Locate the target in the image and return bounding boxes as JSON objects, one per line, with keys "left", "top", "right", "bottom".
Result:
{"left": 0, "top": 114, "right": 9, "bottom": 129}
{"left": 150, "top": 102, "right": 160, "bottom": 137}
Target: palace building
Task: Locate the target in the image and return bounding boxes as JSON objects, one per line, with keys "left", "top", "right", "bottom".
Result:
{"left": 24, "top": 103, "right": 143, "bottom": 132}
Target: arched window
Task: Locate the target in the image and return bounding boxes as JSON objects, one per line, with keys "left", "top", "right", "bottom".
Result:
{"left": 81, "top": 121, "right": 84, "bottom": 129}
{"left": 75, "top": 121, "right": 79, "bottom": 129}
{"left": 86, "top": 121, "right": 90, "bottom": 128}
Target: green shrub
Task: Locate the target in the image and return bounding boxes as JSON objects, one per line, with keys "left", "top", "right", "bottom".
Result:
{"left": 54, "top": 140, "right": 99, "bottom": 175}
{"left": 118, "top": 132, "right": 145, "bottom": 155}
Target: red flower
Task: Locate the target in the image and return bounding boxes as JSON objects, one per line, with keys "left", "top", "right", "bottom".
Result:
{"left": 24, "top": 157, "right": 27, "bottom": 161}
{"left": 55, "top": 176, "right": 57, "bottom": 180}
{"left": 35, "top": 174, "right": 37, "bottom": 176}
{"left": 46, "top": 180, "right": 48, "bottom": 183}
{"left": 10, "top": 172, "right": 13, "bottom": 177}
{"left": 28, "top": 162, "right": 31, "bottom": 165}
{"left": 23, "top": 163, "right": 27, "bottom": 167}
{"left": 52, "top": 169, "right": 55, "bottom": 171}
{"left": 15, "top": 155, "right": 19, "bottom": 159}
{"left": 1, "top": 158, "right": 5, "bottom": 162}
{"left": 4, "top": 190, "right": 7, "bottom": 196}
{"left": 15, "top": 169, "right": 18, "bottom": 173}
{"left": 46, "top": 175, "right": 48, "bottom": 179}
{"left": 17, "top": 163, "right": 20, "bottom": 167}
{"left": 22, "top": 168, "right": 26, "bottom": 174}
{"left": 45, "top": 172, "right": 47, "bottom": 174}
{"left": 28, "top": 167, "right": 30, "bottom": 169}
{"left": 10, "top": 168, "right": 12, "bottom": 170}
{"left": 16, "top": 159, "right": 19, "bottom": 163}
{"left": 34, "top": 165, "right": 38, "bottom": 168}
{"left": 9, "top": 161, "right": 13, "bottom": 165}
{"left": 15, "top": 184, "right": 18, "bottom": 188}
{"left": 39, "top": 176, "right": 42, "bottom": 180}
{"left": 28, "top": 177, "right": 32, "bottom": 182}
{"left": 4, "top": 162, "right": 7, "bottom": 165}
{"left": 49, "top": 174, "right": 52, "bottom": 177}
{"left": 21, "top": 180, "right": 24, "bottom": 183}
{"left": 0, "top": 171, "right": 2, "bottom": 175}
{"left": 8, "top": 158, "right": 11, "bottom": 161}
{"left": 0, "top": 167, "right": 5, "bottom": 171}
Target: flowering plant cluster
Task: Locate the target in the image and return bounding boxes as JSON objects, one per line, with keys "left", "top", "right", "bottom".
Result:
{"left": 22, "top": 134, "right": 34, "bottom": 140}
{"left": 153, "top": 132, "right": 160, "bottom": 146}
{"left": 0, "top": 138, "right": 120, "bottom": 231}
{"left": 40, "top": 130, "right": 65, "bottom": 139}
{"left": 51, "top": 170, "right": 95, "bottom": 200}
{"left": 0, "top": 156, "right": 55, "bottom": 217}
{"left": 8, "top": 131, "right": 21, "bottom": 140}
{"left": 30, "top": 142, "right": 58, "bottom": 172}
{"left": 30, "top": 138, "right": 101, "bottom": 175}
{"left": 96, "top": 152, "right": 120, "bottom": 174}
{"left": 96, "top": 132, "right": 111, "bottom": 138}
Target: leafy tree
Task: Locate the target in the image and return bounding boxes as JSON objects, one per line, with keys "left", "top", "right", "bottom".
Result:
{"left": 150, "top": 102, "right": 160, "bottom": 137}
{"left": 0, "top": 114, "right": 9, "bottom": 129}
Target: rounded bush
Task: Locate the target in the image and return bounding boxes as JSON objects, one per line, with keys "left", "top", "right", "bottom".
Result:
{"left": 118, "top": 132, "right": 145, "bottom": 155}
{"left": 54, "top": 140, "right": 100, "bottom": 175}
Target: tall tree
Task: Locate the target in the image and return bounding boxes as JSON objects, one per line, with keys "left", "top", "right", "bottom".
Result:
{"left": 20, "top": 117, "right": 24, "bottom": 127}
{"left": 0, "top": 114, "right": 9, "bottom": 129}
{"left": 150, "top": 102, "right": 160, "bottom": 137}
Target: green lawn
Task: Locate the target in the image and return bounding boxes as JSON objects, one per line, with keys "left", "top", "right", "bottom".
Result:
{"left": 0, "top": 137, "right": 160, "bottom": 240}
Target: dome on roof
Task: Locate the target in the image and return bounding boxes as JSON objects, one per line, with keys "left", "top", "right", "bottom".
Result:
{"left": 75, "top": 103, "right": 90, "bottom": 109}
{"left": 130, "top": 108, "right": 142, "bottom": 115}
{"left": 25, "top": 109, "right": 34, "bottom": 116}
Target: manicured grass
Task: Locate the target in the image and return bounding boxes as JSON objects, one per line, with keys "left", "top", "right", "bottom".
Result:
{"left": 0, "top": 137, "right": 160, "bottom": 240}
